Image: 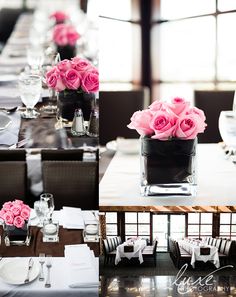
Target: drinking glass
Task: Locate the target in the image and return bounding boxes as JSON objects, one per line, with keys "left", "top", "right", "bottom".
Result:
{"left": 40, "top": 193, "right": 55, "bottom": 220}
{"left": 34, "top": 200, "right": 48, "bottom": 227}
{"left": 27, "top": 47, "right": 45, "bottom": 71}
{"left": 18, "top": 74, "right": 42, "bottom": 119}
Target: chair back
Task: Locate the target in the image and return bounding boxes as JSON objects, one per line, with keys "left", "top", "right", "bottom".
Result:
{"left": 215, "top": 238, "right": 222, "bottom": 250}
{"left": 219, "top": 239, "right": 227, "bottom": 254}
{"left": 42, "top": 160, "right": 98, "bottom": 209}
{"left": 41, "top": 149, "right": 84, "bottom": 161}
{"left": 99, "top": 87, "right": 150, "bottom": 145}
{"left": 107, "top": 238, "right": 113, "bottom": 251}
{"left": 117, "top": 236, "right": 122, "bottom": 245}
{"left": 152, "top": 239, "right": 158, "bottom": 254}
{"left": 209, "top": 238, "right": 214, "bottom": 246}
{"left": 194, "top": 90, "right": 234, "bottom": 143}
{"left": 224, "top": 240, "right": 232, "bottom": 256}
{"left": 212, "top": 238, "right": 217, "bottom": 246}
{"left": 103, "top": 239, "right": 110, "bottom": 254}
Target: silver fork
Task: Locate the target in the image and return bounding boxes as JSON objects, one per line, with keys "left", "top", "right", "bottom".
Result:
{"left": 39, "top": 253, "right": 45, "bottom": 281}
{"left": 45, "top": 255, "right": 52, "bottom": 288}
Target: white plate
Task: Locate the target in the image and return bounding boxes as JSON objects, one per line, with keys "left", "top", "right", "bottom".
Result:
{"left": 0, "top": 114, "right": 11, "bottom": 131}
{"left": 106, "top": 140, "right": 117, "bottom": 152}
{"left": 0, "top": 258, "right": 40, "bottom": 285}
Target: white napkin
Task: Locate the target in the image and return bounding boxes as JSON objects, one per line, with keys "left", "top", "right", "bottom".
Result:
{"left": 0, "top": 112, "right": 21, "bottom": 146}
{"left": 64, "top": 244, "right": 98, "bottom": 288}
{"left": 61, "top": 207, "right": 85, "bottom": 229}
{"left": 82, "top": 211, "right": 98, "bottom": 225}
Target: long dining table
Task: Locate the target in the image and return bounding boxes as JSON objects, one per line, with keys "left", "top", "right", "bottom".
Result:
{"left": 99, "top": 141, "right": 236, "bottom": 207}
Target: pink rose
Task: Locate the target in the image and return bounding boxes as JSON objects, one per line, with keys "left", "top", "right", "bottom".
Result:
{"left": 168, "top": 97, "right": 190, "bottom": 117}
{"left": 187, "top": 107, "right": 206, "bottom": 122}
{"left": 11, "top": 204, "right": 22, "bottom": 216}
{"left": 2, "top": 201, "right": 12, "bottom": 211}
{"left": 0, "top": 209, "right": 6, "bottom": 220}
{"left": 63, "top": 69, "right": 81, "bottom": 90}
{"left": 21, "top": 206, "right": 31, "bottom": 221}
{"left": 57, "top": 59, "right": 72, "bottom": 72}
{"left": 150, "top": 111, "right": 176, "bottom": 140}
{"left": 50, "top": 11, "right": 68, "bottom": 22}
{"left": 81, "top": 71, "right": 99, "bottom": 93}
{"left": 4, "top": 211, "right": 14, "bottom": 226}
{"left": 127, "top": 109, "right": 154, "bottom": 136}
{"left": 14, "top": 200, "right": 24, "bottom": 205}
{"left": 53, "top": 24, "right": 80, "bottom": 46}
{"left": 175, "top": 114, "right": 206, "bottom": 139}
{"left": 71, "top": 57, "right": 91, "bottom": 72}
{"left": 149, "top": 101, "right": 167, "bottom": 112}
{"left": 13, "top": 216, "right": 25, "bottom": 229}
{"left": 67, "top": 26, "right": 80, "bottom": 46}
{"left": 46, "top": 70, "right": 66, "bottom": 92}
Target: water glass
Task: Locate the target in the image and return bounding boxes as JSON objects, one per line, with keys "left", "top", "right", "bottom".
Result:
{"left": 27, "top": 47, "right": 45, "bottom": 71}
{"left": 34, "top": 200, "right": 48, "bottom": 227}
{"left": 40, "top": 193, "right": 54, "bottom": 220}
{"left": 18, "top": 74, "right": 42, "bottom": 119}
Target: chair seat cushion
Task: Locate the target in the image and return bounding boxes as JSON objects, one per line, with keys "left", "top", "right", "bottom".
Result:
{"left": 142, "top": 250, "right": 153, "bottom": 255}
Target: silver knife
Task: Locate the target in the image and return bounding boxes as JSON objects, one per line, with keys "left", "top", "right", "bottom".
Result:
{"left": 24, "top": 258, "right": 34, "bottom": 283}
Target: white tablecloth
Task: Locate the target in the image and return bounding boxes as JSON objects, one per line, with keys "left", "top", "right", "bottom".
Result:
{"left": 0, "top": 257, "right": 98, "bottom": 297}
{"left": 115, "top": 239, "right": 147, "bottom": 265}
{"left": 100, "top": 143, "right": 236, "bottom": 206}
{"left": 178, "top": 240, "right": 220, "bottom": 268}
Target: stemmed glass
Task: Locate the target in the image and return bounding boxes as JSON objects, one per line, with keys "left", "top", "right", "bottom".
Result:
{"left": 34, "top": 200, "right": 48, "bottom": 227}
{"left": 18, "top": 74, "right": 42, "bottom": 119}
{"left": 27, "top": 47, "right": 45, "bottom": 73}
{"left": 218, "top": 111, "right": 236, "bottom": 161}
{"left": 40, "top": 193, "right": 55, "bottom": 220}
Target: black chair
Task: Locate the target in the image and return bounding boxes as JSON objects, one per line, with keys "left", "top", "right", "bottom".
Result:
{"left": 0, "top": 150, "right": 27, "bottom": 203}
{"left": 219, "top": 239, "right": 232, "bottom": 265}
{"left": 212, "top": 238, "right": 217, "bottom": 247}
{"left": 209, "top": 238, "right": 214, "bottom": 246}
{"left": 41, "top": 149, "right": 84, "bottom": 161}
{"left": 219, "top": 239, "right": 227, "bottom": 254}
{"left": 99, "top": 87, "right": 150, "bottom": 145}
{"left": 215, "top": 238, "right": 222, "bottom": 250}
{"left": 117, "top": 236, "right": 122, "bottom": 245}
{"left": 103, "top": 239, "right": 116, "bottom": 265}
{"left": 194, "top": 90, "right": 234, "bottom": 143}
{"left": 42, "top": 160, "right": 98, "bottom": 210}
{"left": 142, "top": 238, "right": 158, "bottom": 266}
{"left": 175, "top": 241, "right": 191, "bottom": 269}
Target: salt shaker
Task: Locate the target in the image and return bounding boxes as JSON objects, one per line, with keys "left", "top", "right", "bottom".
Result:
{"left": 71, "top": 109, "right": 86, "bottom": 136}
{"left": 87, "top": 109, "right": 99, "bottom": 137}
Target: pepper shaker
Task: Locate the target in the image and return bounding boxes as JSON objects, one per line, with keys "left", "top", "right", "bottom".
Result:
{"left": 87, "top": 109, "right": 99, "bottom": 137}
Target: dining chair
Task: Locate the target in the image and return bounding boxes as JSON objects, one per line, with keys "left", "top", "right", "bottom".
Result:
{"left": 42, "top": 160, "right": 98, "bottom": 210}
{"left": 117, "top": 236, "right": 122, "bottom": 245}
{"left": 41, "top": 149, "right": 84, "bottom": 161}
{"left": 194, "top": 90, "right": 234, "bottom": 143}
{"left": 215, "top": 238, "right": 222, "bottom": 250}
{"left": 103, "top": 239, "right": 116, "bottom": 265}
{"left": 219, "top": 239, "right": 227, "bottom": 254}
{"left": 212, "top": 238, "right": 217, "bottom": 247}
{"left": 99, "top": 87, "right": 150, "bottom": 145}
{"left": 0, "top": 150, "right": 27, "bottom": 203}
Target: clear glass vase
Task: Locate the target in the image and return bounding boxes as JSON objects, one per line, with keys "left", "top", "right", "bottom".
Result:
{"left": 140, "top": 136, "right": 197, "bottom": 196}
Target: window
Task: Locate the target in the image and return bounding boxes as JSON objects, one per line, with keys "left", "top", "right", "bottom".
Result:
{"left": 187, "top": 213, "right": 213, "bottom": 238}
{"left": 125, "top": 212, "right": 150, "bottom": 241}
{"left": 220, "top": 213, "right": 236, "bottom": 240}
{"left": 151, "top": 0, "right": 236, "bottom": 102}
{"left": 105, "top": 212, "right": 118, "bottom": 237}
{"left": 99, "top": 0, "right": 141, "bottom": 85}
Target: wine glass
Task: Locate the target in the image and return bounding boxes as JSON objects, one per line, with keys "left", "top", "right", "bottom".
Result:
{"left": 27, "top": 47, "right": 45, "bottom": 72}
{"left": 40, "top": 193, "right": 55, "bottom": 220}
{"left": 34, "top": 200, "right": 48, "bottom": 227}
{"left": 218, "top": 111, "right": 236, "bottom": 159}
{"left": 18, "top": 74, "right": 42, "bottom": 119}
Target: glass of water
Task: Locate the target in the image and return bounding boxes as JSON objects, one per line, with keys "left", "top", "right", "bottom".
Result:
{"left": 40, "top": 193, "right": 54, "bottom": 220}
{"left": 27, "top": 47, "right": 45, "bottom": 72}
{"left": 18, "top": 74, "right": 42, "bottom": 119}
{"left": 34, "top": 200, "right": 48, "bottom": 227}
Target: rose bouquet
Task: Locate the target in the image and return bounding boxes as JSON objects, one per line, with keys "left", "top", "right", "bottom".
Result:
{"left": 46, "top": 56, "right": 99, "bottom": 121}
{"left": 128, "top": 98, "right": 207, "bottom": 196}
{"left": 50, "top": 11, "right": 69, "bottom": 24}
{"left": 0, "top": 199, "right": 31, "bottom": 228}
{"left": 128, "top": 97, "right": 206, "bottom": 139}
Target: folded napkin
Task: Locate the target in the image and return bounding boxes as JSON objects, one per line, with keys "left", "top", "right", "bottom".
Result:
{"left": 64, "top": 244, "right": 98, "bottom": 288}
{"left": 82, "top": 211, "right": 99, "bottom": 225}
{"left": 61, "top": 207, "right": 85, "bottom": 229}
{"left": 0, "top": 111, "right": 21, "bottom": 146}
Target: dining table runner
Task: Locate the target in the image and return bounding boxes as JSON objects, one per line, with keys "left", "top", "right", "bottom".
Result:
{"left": 0, "top": 226, "right": 99, "bottom": 257}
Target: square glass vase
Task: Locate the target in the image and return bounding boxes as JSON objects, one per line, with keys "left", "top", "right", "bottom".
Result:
{"left": 4, "top": 222, "right": 31, "bottom": 246}
{"left": 140, "top": 136, "right": 197, "bottom": 196}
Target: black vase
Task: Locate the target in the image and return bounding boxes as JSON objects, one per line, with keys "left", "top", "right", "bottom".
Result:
{"left": 57, "top": 45, "right": 76, "bottom": 60}
{"left": 57, "top": 90, "right": 95, "bottom": 122}
{"left": 140, "top": 136, "right": 197, "bottom": 196}
{"left": 4, "top": 222, "right": 29, "bottom": 246}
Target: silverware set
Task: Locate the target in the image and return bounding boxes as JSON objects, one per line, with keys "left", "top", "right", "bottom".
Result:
{"left": 38, "top": 254, "right": 52, "bottom": 288}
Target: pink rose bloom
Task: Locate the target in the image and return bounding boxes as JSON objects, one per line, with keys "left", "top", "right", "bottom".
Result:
{"left": 13, "top": 216, "right": 25, "bottom": 229}
{"left": 63, "top": 69, "right": 81, "bottom": 90}
{"left": 50, "top": 11, "right": 68, "bottom": 22}
{"left": 127, "top": 109, "right": 154, "bottom": 136}
{"left": 71, "top": 57, "right": 91, "bottom": 72}
{"left": 11, "top": 204, "right": 22, "bottom": 216}
{"left": 81, "top": 71, "right": 99, "bottom": 93}
{"left": 21, "top": 206, "right": 31, "bottom": 221}
{"left": 175, "top": 114, "right": 206, "bottom": 139}
{"left": 4, "top": 211, "right": 14, "bottom": 226}
{"left": 150, "top": 110, "right": 176, "bottom": 140}
{"left": 149, "top": 100, "right": 167, "bottom": 112}
{"left": 2, "top": 201, "right": 13, "bottom": 211}
{"left": 168, "top": 97, "right": 190, "bottom": 117}
{"left": 14, "top": 199, "right": 24, "bottom": 205}
{"left": 67, "top": 26, "right": 80, "bottom": 46}
{"left": 57, "top": 59, "right": 72, "bottom": 72}
{"left": 0, "top": 209, "right": 6, "bottom": 220}
{"left": 46, "top": 71, "right": 66, "bottom": 92}
{"left": 187, "top": 106, "right": 206, "bottom": 122}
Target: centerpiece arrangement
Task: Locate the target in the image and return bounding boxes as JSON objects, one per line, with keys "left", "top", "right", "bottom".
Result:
{"left": 128, "top": 97, "right": 207, "bottom": 196}
{"left": 46, "top": 56, "right": 99, "bottom": 122}
{"left": 0, "top": 199, "right": 31, "bottom": 246}
{"left": 52, "top": 24, "right": 80, "bottom": 60}
{"left": 50, "top": 11, "right": 69, "bottom": 24}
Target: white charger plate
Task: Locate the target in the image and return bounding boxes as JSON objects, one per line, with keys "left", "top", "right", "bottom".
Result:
{"left": 0, "top": 113, "right": 11, "bottom": 131}
{"left": 0, "top": 258, "right": 40, "bottom": 285}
